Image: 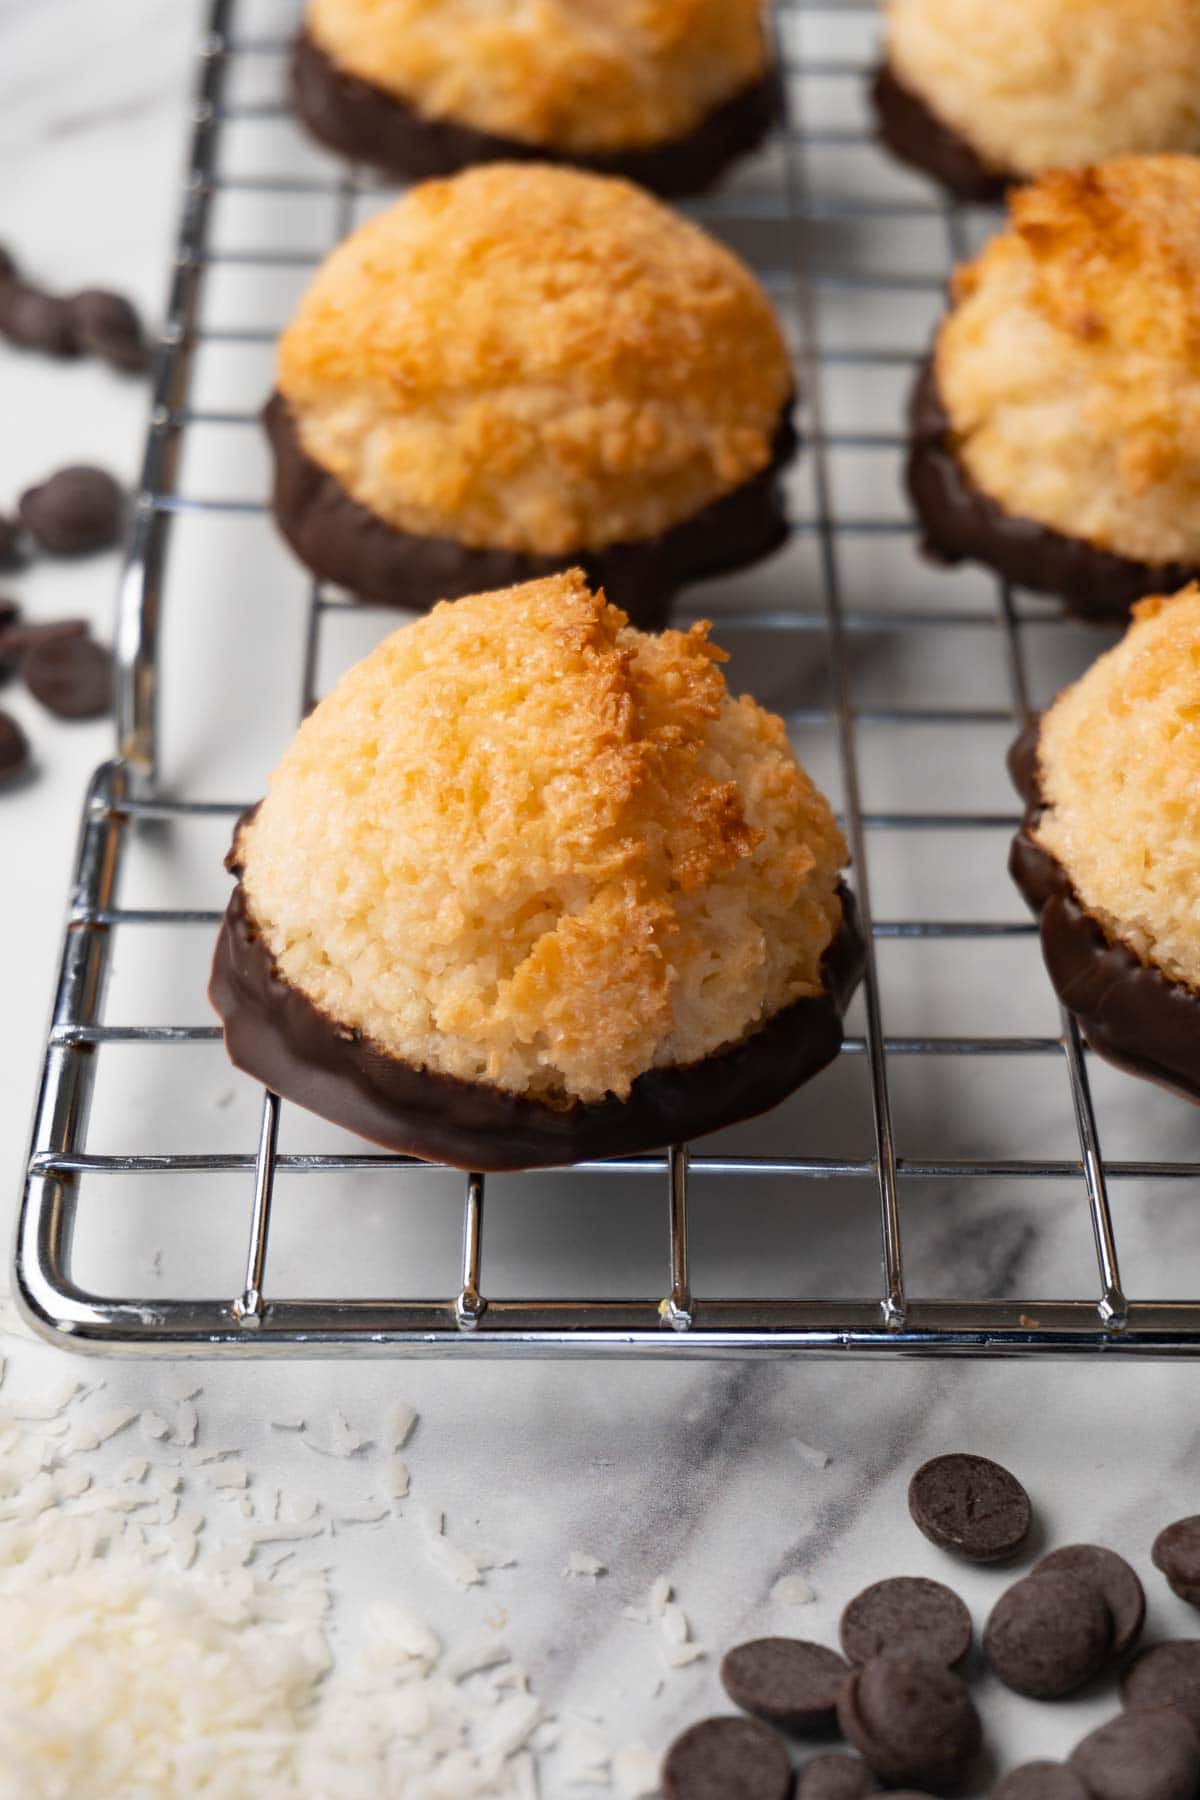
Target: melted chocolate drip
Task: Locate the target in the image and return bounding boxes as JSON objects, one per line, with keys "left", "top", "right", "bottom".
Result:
{"left": 908, "top": 360, "right": 1200, "bottom": 624}
{"left": 871, "top": 61, "right": 1009, "bottom": 202}
{"left": 209, "top": 863, "right": 865, "bottom": 1173}
{"left": 264, "top": 391, "right": 798, "bottom": 625}
{"left": 290, "top": 26, "right": 783, "bottom": 197}
{"left": 1009, "top": 720, "right": 1200, "bottom": 1103}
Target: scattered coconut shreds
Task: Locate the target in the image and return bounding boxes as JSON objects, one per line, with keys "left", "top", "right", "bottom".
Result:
{"left": 205, "top": 1459, "right": 250, "bottom": 1491}
{"left": 385, "top": 1399, "right": 418, "bottom": 1449}
{"left": 66, "top": 1405, "right": 137, "bottom": 1455}
{"left": 332, "top": 1501, "right": 388, "bottom": 1526}
{"left": 426, "top": 1532, "right": 485, "bottom": 1590}
{"left": 770, "top": 1572, "right": 816, "bottom": 1607}
{"left": 384, "top": 1455, "right": 411, "bottom": 1500}
{"left": 0, "top": 1326, "right": 574, "bottom": 1800}
{"left": 300, "top": 1410, "right": 370, "bottom": 1459}
{"left": 563, "top": 1551, "right": 606, "bottom": 1581}
{"left": 269, "top": 1414, "right": 306, "bottom": 1433}
{"left": 9, "top": 1375, "right": 80, "bottom": 1419}
{"left": 172, "top": 1401, "right": 199, "bottom": 1447}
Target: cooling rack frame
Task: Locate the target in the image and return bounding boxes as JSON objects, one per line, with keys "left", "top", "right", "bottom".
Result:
{"left": 14, "top": 0, "right": 1200, "bottom": 1357}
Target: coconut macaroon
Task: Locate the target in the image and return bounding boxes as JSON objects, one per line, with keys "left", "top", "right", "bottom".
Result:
{"left": 1010, "top": 584, "right": 1200, "bottom": 1101}
{"left": 291, "top": 0, "right": 778, "bottom": 194}
{"left": 210, "top": 571, "right": 863, "bottom": 1170}
{"left": 874, "top": 0, "right": 1200, "bottom": 197}
{"left": 908, "top": 158, "right": 1200, "bottom": 622}
{"left": 265, "top": 163, "right": 796, "bottom": 623}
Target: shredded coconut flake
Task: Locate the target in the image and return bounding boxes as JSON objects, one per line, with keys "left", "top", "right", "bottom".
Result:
{"left": 613, "top": 1744, "right": 659, "bottom": 1798}
{"left": 563, "top": 1551, "right": 606, "bottom": 1580}
{"left": 770, "top": 1572, "right": 816, "bottom": 1607}
{"left": 385, "top": 1400, "right": 418, "bottom": 1449}
{"left": 791, "top": 1436, "right": 831, "bottom": 1470}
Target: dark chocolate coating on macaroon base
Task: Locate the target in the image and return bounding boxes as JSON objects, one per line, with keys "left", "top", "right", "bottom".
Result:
{"left": 209, "top": 865, "right": 865, "bottom": 1173}
{"left": 1009, "top": 719, "right": 1200, "bottom": 1104}
{"left": 870, "top": 62, "right": 1009, "bottom": 202}
{"left": 264, "top": 393, "right": 797, "bottom": 626}
{"left": 907, "top": 361, "right": 1200, "bottom": 624}
{"left": 290, "top": 26, "right": 783, "bottom": 197}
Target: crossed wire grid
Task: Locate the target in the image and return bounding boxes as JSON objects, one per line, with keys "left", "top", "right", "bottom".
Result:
{"left": 14, "top": 0, "right": 1200, "bottom": 1354}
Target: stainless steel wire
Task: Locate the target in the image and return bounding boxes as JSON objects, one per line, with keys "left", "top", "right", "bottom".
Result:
{"left": 13, "top": 0, "right": 1200, "bottom": 1355}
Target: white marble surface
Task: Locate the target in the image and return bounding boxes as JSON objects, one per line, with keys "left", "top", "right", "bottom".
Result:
{"left": 3, "top": 0, "right": 1200, "bottom": 1790}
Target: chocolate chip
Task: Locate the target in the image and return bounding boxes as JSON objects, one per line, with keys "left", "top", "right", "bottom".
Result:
{"left": 23, "top": 633, "right": 113, "bottom": 720}
{"left": 1121, "top": 1641, "right": 1200, "bottom": 1731}
{"left": 18, "top": 466, "right": 123, "bottom": 556}
{"left": 1069, "top": 1709, "right": 1200, "bottom": 1800}
{"left": 837, "top": 1656, "right": 981, "bottom": 1790}
{"left": 839, "top": 1577, "right": 971, "bottom": 1670}
{"left": 984, "top": 1570, "right": 1112, "bottom": 1699}
{"left": 0, "top": 282, "right": 80, "bottom": 356}
{"left": 0, "top": 710, "right": 30, "bottom": 783}
{"left": 1035, "top": 1545, "right": 1145, "bottom": 1657}
{"left": 0, "top": 618, "right": 88, "bottom": 659}
{"left": 1153, "top": 1517, "right": 1200, "bottom": 1608}
{"left": 908, "top": 1453, "right": 1031, "bottom": 1562}
{"left": 0, "top": 599, "right": 19, "bottom": 684}
{"left": 795, "top": 1753, "right": 881, "bottom": 1800}
{"left": 993, "top": 1763, "right": 1092, "bottom": 1800}
{"left": 0, "top": 513, "right": 25, "bottom": 571}
{"left": 661, "top": 1716, "right": 793, "bottom": 1800}
{"left": 69, "top": 288, "right": 151, "bottom": 373}
{"left": 720, "top": 1638, "right": 849, "bottom": 1736}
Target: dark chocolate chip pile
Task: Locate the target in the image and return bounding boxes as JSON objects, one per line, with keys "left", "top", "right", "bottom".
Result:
{"left": 0, "top": 242, "right": 149, "bottom": 372}
{"left": 661, "top": 1464, "right": 1200, "bottom": 1798}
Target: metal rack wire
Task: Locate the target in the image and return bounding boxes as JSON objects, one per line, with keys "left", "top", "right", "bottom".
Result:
{"left": 14, "top": 0, "right": 1200, "bottom": 1355}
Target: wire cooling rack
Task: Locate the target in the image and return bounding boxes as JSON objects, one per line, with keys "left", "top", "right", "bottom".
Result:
{"left": 14, "top": 0, "right": 1200, "bottom": 1356}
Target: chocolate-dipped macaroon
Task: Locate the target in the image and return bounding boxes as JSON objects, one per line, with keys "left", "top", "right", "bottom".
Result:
{"left": 266, "top": 162, "right": 797, "bottom": 624}
{"left": 210, "top": 570, "right": 863, "bottom": 1172}
{"left": 291, "top": 0, "right": 780, "bottom": 195}
{"left": 909, "top": 158, "right": 1200, "bottom": 622}
{"left": 874, "top": 0, "right": 1200, "bottom": 197}
{"left": 1010, "top": 584, "right": 1200, "bottom": 1103}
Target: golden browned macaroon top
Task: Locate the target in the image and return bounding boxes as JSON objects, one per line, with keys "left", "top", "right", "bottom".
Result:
{"left": 305, "top": 0, "right": 768, "bottom": 154}
{"left": 936, "top": 157, "right": 1200, "bottom": 565}
{"left": 236, "top": 570, "right": 847, "bottom": 1105}
{"left": 276, "top": 163, "right": 793, "bottom": 557}
{"left": 886, "top": 0, "right": 1200, "bottom": 177}
{"left": 1034, "top": 582, "right": 1200, "bottom": 992}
